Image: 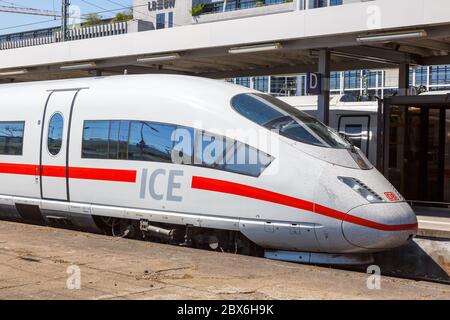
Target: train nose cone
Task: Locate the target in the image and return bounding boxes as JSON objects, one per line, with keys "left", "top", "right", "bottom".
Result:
{"left": 342, "top": 202, "right": 418, "bottom": 250}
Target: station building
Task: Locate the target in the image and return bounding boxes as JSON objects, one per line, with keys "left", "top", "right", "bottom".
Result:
{"left": 2, "top": 1, "right": 450, "bottom": 98}
{"left": 131, "top": 0, "right": 450, "bottom": 98}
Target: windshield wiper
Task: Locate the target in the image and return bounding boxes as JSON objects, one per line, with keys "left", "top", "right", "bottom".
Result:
{"left": 262, "top": 115, "right": 293, "bottom": 130}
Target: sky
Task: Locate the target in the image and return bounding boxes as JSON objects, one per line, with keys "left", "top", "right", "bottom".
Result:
{"left": 0, "top": 0, "right": 133, "bottom": 35}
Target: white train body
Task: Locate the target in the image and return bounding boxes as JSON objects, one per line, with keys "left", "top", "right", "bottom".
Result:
{"left": 0, "top": 75, "right": 417, "bottom": 261}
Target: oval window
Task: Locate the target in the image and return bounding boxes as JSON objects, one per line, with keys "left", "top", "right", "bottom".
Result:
{"left": 48, "top": 113, "right": 64, "bottom": 156}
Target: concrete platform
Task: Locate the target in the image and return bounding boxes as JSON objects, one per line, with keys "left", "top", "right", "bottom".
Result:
{"left": 0, "top": 220, "right": 449, "bottom": 300}
{"left": 417, "top": 215, "right": 450, "bottom": 239}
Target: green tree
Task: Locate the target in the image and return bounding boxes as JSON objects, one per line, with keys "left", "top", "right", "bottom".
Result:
{"left": 190, "top": 4, "right": 204, "bottom": 17}
{"left": 111, "top": 11, "right": 133, "bottom": 24}
{"left": 83, "top": 13, "right": 102, "bottom": 27}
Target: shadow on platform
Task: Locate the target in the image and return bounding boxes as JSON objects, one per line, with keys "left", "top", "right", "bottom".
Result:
{"left": 373, "top": 237, "right": 450, "bottom": 284}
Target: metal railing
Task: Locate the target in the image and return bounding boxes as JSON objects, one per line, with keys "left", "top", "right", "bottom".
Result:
{"left": 197, "top": 0, "right": 374, "bottom": 15}
{"left": 0, "top": 21, "right": 128, "bottom": 51}
{"left": 199, "top": 0, "right": 291, "bottom": 15}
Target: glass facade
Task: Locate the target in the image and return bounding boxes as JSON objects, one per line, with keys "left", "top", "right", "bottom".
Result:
{"left": 156, "top": 13, "right": 166, "bottom": 29}
{"left": 230, "top": 65, "right": 450, "bottom": 99}
{"left": 430, "top": 65, "right": 450, "bottom": 86}
{"left": 168, "top": 12, "right": 174, "bottom": 28}
{"left": 194, "top": 0, "right": 346, "bottom": 14}
{"left": 194, "top": 0, "right": 290, "bottom": 15}
{"left": 253, "top": 76, "right": 269, "bottom": 92}
{"left": 270, "top": 76, "right": 297, "bottom": 96}
{"left": 343, "top": 71, "right": 361, "bottom": 90}
{"left": 309, "top": 0, "right": 343, "bottom": 8}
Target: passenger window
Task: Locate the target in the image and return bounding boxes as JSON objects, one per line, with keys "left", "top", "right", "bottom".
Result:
{"left": 47, "top": 113, "right": 64, "bottom": 156}
{"left": 118, "top": 120, "right": 130, "bottom": 160}
{"left": 224, "top": 140, "right": 273, "bottom": 177}
{"left": 195, "top": 131, "right": 225, "bottom": 168}
{"left": 80, "top": 119, "right": 273, "bottom": 177}
{"left": 0, "top": 121, "right": 25, "bottom": 155}
{"left": 194, "top": 131, "right": 273, "bottom": 177}
{"left": 172, "top": 126, "right": 194, "bottom": 165}
{"left": 108, "top": 121, "right": 120, "bottom": 159}
{"left": 82, "top": 120, "right": 109, "bottom": 159}
{"left": 128, "top": 121, "right": 176, "bottom": 163}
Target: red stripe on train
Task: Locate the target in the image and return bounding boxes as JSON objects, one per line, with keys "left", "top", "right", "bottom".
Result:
{"left": 0, "top": 163, "right": 38, "bottom": 176}
{"left": 41, "top": 165, "right": 66, "bottom": 178}
{"left": 68, "top": 167, "right": 136, "bottom": 183}
{"left": 0, "top": 163, "right": 136, "bottom": 183}
{"left": 191, "top": 176, "right": 418, "bottom": 232}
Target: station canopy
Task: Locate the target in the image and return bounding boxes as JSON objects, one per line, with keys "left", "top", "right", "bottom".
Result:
{"left": 1, "top": 0, "right": 450, "bottom": 82}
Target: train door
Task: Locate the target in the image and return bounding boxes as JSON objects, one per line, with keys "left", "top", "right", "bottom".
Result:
{"left": 337, "top": 115, "right": 371, "bottom": 158}
{"left": 40, "top": 90, "right": 79, "bottom": 201}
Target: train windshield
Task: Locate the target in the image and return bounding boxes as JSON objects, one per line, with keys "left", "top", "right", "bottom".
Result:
{"left": 231, "top": 93, "right": 351, "bottom": 149}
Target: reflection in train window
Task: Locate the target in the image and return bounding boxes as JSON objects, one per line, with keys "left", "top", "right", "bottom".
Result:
{"left": 48, "top": 113, "right": 64, "bottom": 156}
{"left": 128, "top": 121, "right": 176, "bottom": 163}
{"left": 172, "top": 126, "right": 194, "bottom": 165}
{"left": 81, "top": 119, "right": 273, "bottom": 177}
{"left": 231, "top": 93, "right": 350, "bottom": 149}
{"left": 192, "top": 131, "right": 274, "bottom": 177}
{"left": 223, "top": 140, "right": 273, "bottom": 177}
{"left": 118, "top": 120, "right": 130, "bottom": 160}
{"left": 0, "top": 121, "right": 25, "bottom": 155}
{"left": 344, "top": 124, "right": 363, "bottom": 149}
{"left": 82, "top": 120, "right": 109, "bottom": 159}
{"left": 108, "top": 120, "right": 120, "bottom": 159}
{"left": 195, "top": 131, "right": 224, "bottom": 167}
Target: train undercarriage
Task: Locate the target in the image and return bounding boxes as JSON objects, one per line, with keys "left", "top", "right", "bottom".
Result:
{"left": 0, "top": 203, "right": 373, "bottom": 265}
{"left": 93, "top": 216, "right": 265, "bottom": 257}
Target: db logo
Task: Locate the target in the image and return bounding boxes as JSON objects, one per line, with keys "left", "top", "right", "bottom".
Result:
{"left": 384, "top": 192, "right": 399, "bottom": 202}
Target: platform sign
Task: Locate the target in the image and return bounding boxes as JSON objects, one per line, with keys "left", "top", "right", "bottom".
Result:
{"left": 306, "top": 72, "right": 322, "bottom": 95}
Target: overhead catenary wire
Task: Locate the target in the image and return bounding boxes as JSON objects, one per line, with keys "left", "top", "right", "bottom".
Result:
{"left": 0, "top": 18, "right": 58, "bottom": 32}
{"left": 0, "top": 0, "right": 26, "bottom": 7}
{"left": 80, "top": 0, "right": 108, "bottom": 12}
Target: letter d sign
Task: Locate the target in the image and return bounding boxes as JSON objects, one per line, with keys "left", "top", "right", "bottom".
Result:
{"left": 307, "top": 72, "right": 322, "bottom": 95}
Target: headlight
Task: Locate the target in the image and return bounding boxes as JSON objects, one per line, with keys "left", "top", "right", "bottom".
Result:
{"left": 338, "top": 176, "right": 384, "bottom": 203}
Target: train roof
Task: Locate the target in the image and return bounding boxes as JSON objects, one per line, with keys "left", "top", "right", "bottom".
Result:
{"left": 0, "top": 74, "right": 252, "bottom": 97}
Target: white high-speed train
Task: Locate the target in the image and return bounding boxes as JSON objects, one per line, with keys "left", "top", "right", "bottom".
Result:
{"left": 0, "top": 75, "right": 417, "bottom": 264}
